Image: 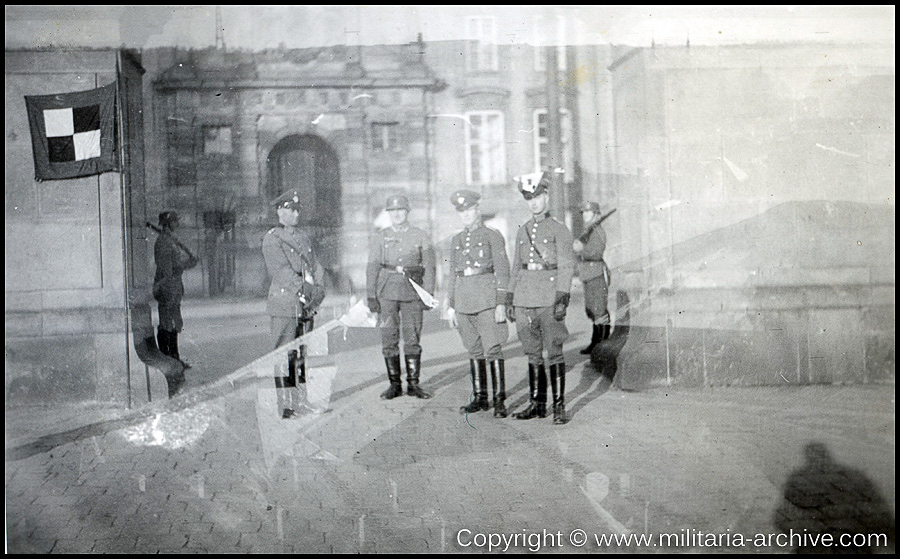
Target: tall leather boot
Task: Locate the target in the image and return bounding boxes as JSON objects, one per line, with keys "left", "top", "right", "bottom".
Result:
{"left": 275, "top": 376, "right": 296, "bottom": 419}
{"left": 380, "top": 355, "right": 403, "bottom": 399}
{"left": 489, "top": 359, "right": 508, "bottom": 418}
{"left": 279, "top": 350, "right": 300, "bottom": 418}
{"left": 514, "top": 364, "right": 548, "bottom": 419}
{"left": 460, "top": 359, "right": 489, "bottom": 413}
{"left": 601, "top": 323, "right": 612, "bottom": 340}
{"left": 289, "top": 349, "right": 307, "bottom": 384}
{"left": 157, "top": 328, "right": 171, "bottom": 359}
{"left": 406, "top": 354, "right": 432, "bottom": 399}
{"left": 580, "top": 324, "right": 602, "bottom": 355}
{"left": 551, "top": 363, "right": 568, "bottom": 425}
{"left": 164, "top": 361, "right": 186, "bottom": 399}
{"left": 169, "top": 331, "right": 181, "bottom": 361}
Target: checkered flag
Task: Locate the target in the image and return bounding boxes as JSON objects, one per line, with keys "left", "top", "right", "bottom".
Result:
{"left": 25, "top": 82, "right": 118, "bottom": 181}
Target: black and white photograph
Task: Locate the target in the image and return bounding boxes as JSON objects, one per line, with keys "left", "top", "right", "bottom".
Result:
{"left": 5, "top": 5, "right": 895, "bottom": 553}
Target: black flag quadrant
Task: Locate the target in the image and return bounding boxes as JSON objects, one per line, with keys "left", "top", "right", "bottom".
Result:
{"left": 25, "top": 82, "right": 118, "bottom": 181}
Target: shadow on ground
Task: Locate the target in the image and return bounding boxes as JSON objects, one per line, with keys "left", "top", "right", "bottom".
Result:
{"left": 774, "top": 441, "right": 896, "bottom": 553}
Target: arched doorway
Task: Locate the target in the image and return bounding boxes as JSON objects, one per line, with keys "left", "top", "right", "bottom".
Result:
{"left": 266, "top": 135, "right": 345, "bottom": 290}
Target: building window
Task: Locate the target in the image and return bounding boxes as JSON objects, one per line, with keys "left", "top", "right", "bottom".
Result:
{"left": 466, "top": 16, "right": 498, "bottom": 72}
{"left": 533, "top": 109, "right": 573, "bottom": 182}
{"left": 203, "top": 125, "right": 233, "bottom": 155}
{"left": 372, "top": 122, "right": 399, "bottom": 152}
{"left": 465, "top": 110, "right": 506, "bottom": 185}
{"left": 166, "top": 117, "right": 196, "bottom": 187}
{"left": 532, "top": 14, "right": 567, "bottom": 72}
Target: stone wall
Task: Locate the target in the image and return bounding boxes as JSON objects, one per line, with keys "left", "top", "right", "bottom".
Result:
{"left": 5, "top": 50, "right": 144, "bottom": 406}
{"left": 613, "top": 201, "right": 895, "bottom": 387}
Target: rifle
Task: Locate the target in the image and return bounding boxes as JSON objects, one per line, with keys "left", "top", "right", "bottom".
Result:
{"left": 577, "top": 208, "right": 617, "bottom": 244}
{"left": 145, "top": 221, "right": 198, "bottom": 261}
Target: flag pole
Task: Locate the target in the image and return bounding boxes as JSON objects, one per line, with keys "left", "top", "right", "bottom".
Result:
{"left": 115, "top": 51, "right": 134, "bottom": 408}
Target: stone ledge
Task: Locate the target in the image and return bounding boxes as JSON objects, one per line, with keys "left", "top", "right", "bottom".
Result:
{"left": 5, "top": 308, "right": 127, "bottom": 338}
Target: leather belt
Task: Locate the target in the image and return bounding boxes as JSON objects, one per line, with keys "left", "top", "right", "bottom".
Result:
{"left": 455, "top": 266, "right": 494, "bottom": 277}
{"left": 522, "top": 263, "right": 557, "bottom": 271}
{"left": 579, "top": 258, "right": 605, "bottom": 264}
{"left": 383, "top": 265, "right": 407, "bottom": 273}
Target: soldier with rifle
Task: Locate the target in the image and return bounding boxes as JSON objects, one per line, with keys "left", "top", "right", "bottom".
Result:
{"left": 151, "top": 211, "right": 198, "bottom": 367}
{"left": 263, "top": 190, "right": 326, "bottom": 419}
{"left": 573, "top": 202, "right": 615, "bottom": 355}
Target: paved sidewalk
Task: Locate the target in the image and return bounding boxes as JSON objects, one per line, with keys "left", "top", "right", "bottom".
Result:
{"left": 6, "top": 295, "right": 896, "bottom": 553}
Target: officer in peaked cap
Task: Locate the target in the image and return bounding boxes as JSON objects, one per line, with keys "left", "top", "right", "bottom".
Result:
{"left": 273, "top": 189, "right": 302, "bottom": 210}
{"left": 445, "top": 189, "right": 512, "bottom": 417}
{"left": 516, "top": 170, "right": 552, "bottom": 198}
{"left": 574, "top": 200, "right": 612, "bottom": 355}
{"left": 262, "top": 188, "right": 326, "bottom": 419}
{"left": 506, "top": 171, "right": 575, "bottom": 425}
{"left": 153, "top": 210, "right": 198, "bottom": 368}
{"left": 367, "top": 193, "right": 436, "bottom": 400}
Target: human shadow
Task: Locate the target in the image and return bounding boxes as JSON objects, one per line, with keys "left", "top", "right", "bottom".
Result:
{"left": 774, "top": 441, "right": 895, "bottom": 554}
{"left": 563, "top": 290, "right": 632, "bottom": 421}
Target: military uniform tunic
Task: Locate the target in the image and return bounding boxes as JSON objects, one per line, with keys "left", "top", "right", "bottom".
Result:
{"left": 366, "top": 224, "right": 436, "bottom": 358}
{"left": 153, "top": 231, "right": 195, "bottom": 333}
{"left": 508, "top": 213, "right": 575, "bottom": 366}
{"left": 262, "top": 225, "right": 325, "bottom": 347}
{"left": 576, "top": 221, "right": 610, "bottom": 323}
{"left": 447, "top": 222, "right": 510, "bottom": 361}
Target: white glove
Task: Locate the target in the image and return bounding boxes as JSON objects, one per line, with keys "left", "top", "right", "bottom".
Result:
{"left": 446, "top": 307, "right": 458, "bottom": 329}
{"left": 494, "top": 305, "right": 507, "bottom": 324}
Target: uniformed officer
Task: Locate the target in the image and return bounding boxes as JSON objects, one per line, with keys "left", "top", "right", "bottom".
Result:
{"left": 262, "top": 189, "right": 326, "bottom": 419}
{"left": 574, "top": 201, "right": 611, "bottom": 354}
{"left": 445, "top": 190, "right": 511, "bottom": 417}
{"left": 366, "top": 195, "right": 436, "bottom": 400}
{"left": 153, "top": 211, "right": 198, "bottom": 367}
{"left": 506, "top": 172, "right": 575, "bottom": 424}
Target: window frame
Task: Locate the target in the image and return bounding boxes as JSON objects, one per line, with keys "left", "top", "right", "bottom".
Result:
{"left": 466, "top": 15, "right": 499, "bottom": 73}
{"left": 371, "top": 121, "right": 400, "bottom": 152}
{"left": 201, "top": 124, "right": 233, "bottom": 156}
{"left": 532, "top": 108, "right": 573, "bottom": 182}
{"left": 532, "top": 14, "right": 568, "bottom": 72}
{"left": 464, "top": 109, "right": 507, "bottom": 186}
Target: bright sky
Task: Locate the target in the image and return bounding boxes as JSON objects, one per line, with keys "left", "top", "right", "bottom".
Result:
{"left": 4, "top": 5, "right": 895, "bottom": 50}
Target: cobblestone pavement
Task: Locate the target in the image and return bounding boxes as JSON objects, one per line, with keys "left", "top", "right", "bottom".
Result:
{"left": 5, "top": 297, "right": 896, "bottom": 553}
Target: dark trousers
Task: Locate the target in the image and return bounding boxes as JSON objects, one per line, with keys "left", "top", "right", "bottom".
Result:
{"left": 583, "top": 276, "right": 610, "bottom": 324}
{"left": 379, "top": 299, "right": 423, "bottom": 358}
{"left": 270, "top": 315, "right": 314, "bottom": 386}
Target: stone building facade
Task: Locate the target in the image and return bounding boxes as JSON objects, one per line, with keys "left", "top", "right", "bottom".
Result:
{"left": 144, "top": 42, "right": 445, "bottom": 298}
